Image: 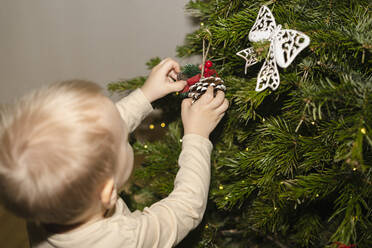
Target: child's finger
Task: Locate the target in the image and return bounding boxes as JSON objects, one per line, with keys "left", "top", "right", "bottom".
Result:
{"left": 168, "top": 70, "right": 178, "bottom": 81}
{"left": 181, "top": 98, "right": 193, "bottom": 112}
{"left": 210, "top": 90, "right": 225, "bottom": 109}
{"left": 158, "top": 58, "right": 169, "bottom": 65}
{"left": 169, "top": 81, "right": 187, "bottom": 92}
{"left": 160, "top": 58, "right": 181, "bottom": 74}
{"left": 167, "top": 76, "right": 175, "bottom": 84}
{"left": 217, "top": 112, "right": 225, "bottom": 122}
{"left": 215, "top": 98, "right": 229, "bottom": 114}
{"left": 198, "top": 86, "right": 214, "bottom": 104}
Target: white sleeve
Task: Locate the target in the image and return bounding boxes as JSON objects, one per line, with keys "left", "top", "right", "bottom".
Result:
{"left": 133, "top": 134, "right": 213, "bottom": 247}
{"left": 115, "top": 89, "right": 153, "bottom": 132}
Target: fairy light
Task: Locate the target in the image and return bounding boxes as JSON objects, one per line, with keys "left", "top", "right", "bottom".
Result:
{"left": 205, "top": 224, "right": 209, "bottom": 229}
{"left": 316, "top": 194, "right": 319, "bottom": 197}
{"left": 361, "top": 128, "right": 367, "bottom": 134}
{"left": 160, "top": 123, "right": 166, "bottom": 128}
{"left": 311, "top": 121, "right": 315, "bottom": 125}
{"left": 219, "top": 185, "right": 224, "bottom": 190}
{"left": 353, "top": 167, "right": 357, "bottom": 171}
{"left": 245, "top": 147, "right": 249, "bottom": 152}
{"left": 176, "top": 92, "right": 179, "bottom": 95}
{"left": 179, "top": 139, "right": 183, "bottom": 143}
{"left": 144, "top": 145, "right": 148, "bottom": 149}
{"left": 224, "top": 196, "right": 229, "bottom": 200}
{"left": 149, "top": 124, "right": 155, "bottom": 130}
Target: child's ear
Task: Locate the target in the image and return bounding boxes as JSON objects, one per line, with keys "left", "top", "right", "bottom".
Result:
{"left": 100, "top": 177, "right": 117, "bottom": 209}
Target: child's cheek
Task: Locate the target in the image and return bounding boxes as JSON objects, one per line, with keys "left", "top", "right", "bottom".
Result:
{"left": 116, "top": 142, "right": 134, "bottom": 189}
{"left": 126, "top": 143, "right": 134, "bottom": 175}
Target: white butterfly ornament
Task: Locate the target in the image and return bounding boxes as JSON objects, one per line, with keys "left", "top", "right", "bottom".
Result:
{"left": 236, "top": 5, "right": 310, "bottom": 92}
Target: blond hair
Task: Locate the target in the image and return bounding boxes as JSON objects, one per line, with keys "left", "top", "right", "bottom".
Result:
{"left": 0, "top": 80, "right": 118, "bottom": 224}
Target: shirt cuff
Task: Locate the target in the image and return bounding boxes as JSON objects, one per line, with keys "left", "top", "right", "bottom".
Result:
{"left": 115, "top": 88, "right": 154, "bottom": 133}
{"left": 131, "top": 88, "right": 154, "bottom": 114}
{"left": 181, "top": 134, "right": 213, "bottom": 153}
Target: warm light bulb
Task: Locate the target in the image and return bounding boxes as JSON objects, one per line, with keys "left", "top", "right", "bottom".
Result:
{"left": 149, "top": 124, "right": 155, "bottom": 130}
{"left": 160, "top": 123, "right": 166, "bottom": 128}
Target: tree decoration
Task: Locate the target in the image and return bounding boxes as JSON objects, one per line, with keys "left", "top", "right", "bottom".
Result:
{"left": 333, "top": 242, "right": 356, "bottom": 248}
{"left": 177, "top": 34, "right": 226, "bottom": 102}
{"left": 188, "top": 76, "right": 226, "bottom": 102}
{"left": 236, "top": 5, "right": 310, "bottom": 91}
{"left": 178, "top": 60, "right": 226, "bottom": 102}
{"left": 177, "top": 61, "right": 218, "bottom": 93}
{"left": 205, "top": 60, "right": 213, "bottom": 68}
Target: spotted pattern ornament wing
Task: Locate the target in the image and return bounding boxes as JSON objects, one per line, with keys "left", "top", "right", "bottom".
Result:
{"left": 256, "top": 43, "right": 280, "bottom": 92}
{"left": 236, "top": 47, "right": 258, "bottom": 74}
{"left": 248, "top": 5, "right": 277, "bottom": 42}
{"left": 273, "top": 29, "right": 311, "bottom": 68}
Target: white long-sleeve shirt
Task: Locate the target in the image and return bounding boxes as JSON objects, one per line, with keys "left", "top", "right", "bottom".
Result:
{"left": 28, "top": 89, "right": 213, "bottom": 248}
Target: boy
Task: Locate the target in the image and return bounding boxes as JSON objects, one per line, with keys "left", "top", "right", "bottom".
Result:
{"left": 0, "top": 58, "right": 229, "bottom": 247}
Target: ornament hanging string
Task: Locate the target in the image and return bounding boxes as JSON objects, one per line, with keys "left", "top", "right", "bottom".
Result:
{"left": 201, "top": 29, "right": 212, "bottom": 78}
{"left": 183, "top": 27, "right": 226, "bottom": 104}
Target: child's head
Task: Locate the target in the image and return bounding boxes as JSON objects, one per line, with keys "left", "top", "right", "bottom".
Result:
{"left": 0, "top": 80, "right": 133, "bottom": 224}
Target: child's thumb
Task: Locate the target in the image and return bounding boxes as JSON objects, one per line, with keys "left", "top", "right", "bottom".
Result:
{"left": 181, "top": 98, "right": 192, "bottom": 111}
{"left": 171, "top": 80, "right": 187, "bottom": 92}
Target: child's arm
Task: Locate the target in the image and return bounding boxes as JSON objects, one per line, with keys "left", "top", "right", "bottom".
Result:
{"left": 115, "top": 89, "right": 153, "bottom": 132}
{"left": 115, "top": 58, "right": 186, "bottom": 132}
{"left": 133, "top": 87, "right": 229, "bottom": 247}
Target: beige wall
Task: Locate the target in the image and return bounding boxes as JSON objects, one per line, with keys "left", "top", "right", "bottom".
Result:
{"left": 0, "top": 0, "right": 197, "bottom": 103}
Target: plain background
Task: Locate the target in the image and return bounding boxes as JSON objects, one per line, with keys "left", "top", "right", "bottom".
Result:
{"left": 0, "top": 0, "right": 198, "bottom": 104}
{"left": 0, "top": 2, "right": 197, "bottom": 246}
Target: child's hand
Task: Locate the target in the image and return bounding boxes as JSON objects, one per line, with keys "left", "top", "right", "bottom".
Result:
{"left": 181, "top": 87, "right": 229, "bottom": 139}
{"left": 141, "top": 58, "right": 187, "bottom": 103}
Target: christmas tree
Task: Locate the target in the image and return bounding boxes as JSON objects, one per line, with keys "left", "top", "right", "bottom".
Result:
{"left": 108, "top": 1, "right": 372, "bottom": 247}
